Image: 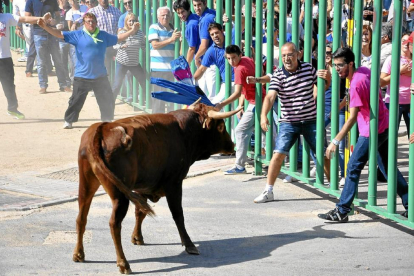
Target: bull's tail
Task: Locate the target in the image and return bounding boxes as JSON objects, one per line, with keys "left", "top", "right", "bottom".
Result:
{"left": 86, "top": 123, "right": 154, "bottom": 216}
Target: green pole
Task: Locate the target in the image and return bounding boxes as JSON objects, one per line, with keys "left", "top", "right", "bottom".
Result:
{"left": 160, "top": 0, "right": 166, "bottom": 7}
{"left": 152, "top": 0, "right": 157, "bottom": 26}
{"left": 289, "top": 0, "right": 300, "bottom": 173}
{"left": 139, "top": 0, "right": 145, "bottom": 107}
{"left": 265, "top": 1, "right": 275, "bottom": 163}
{"left": 315, "top": 0, "right": 327, "bottom": 186}
{"left": 387, "top": 0, "right": 403, "bottom": 214}
{"left": 216, "top": 0, "right": 223, "bottom": 116}
{"left": 234, "top": 0, "right": 241, "bottom": 46}
{"left": 409, "top": 72, "right": 414, "bottom": 222}
{"left": 367, "top": 0, "right": 382, "bottom": 208}
{"left": 147, "top": 0, "right": 153, "bottom": 111}
{"left": 330, "top": 0, "right": 342, "bottom": 190}
{"left": 254, "top": 0, "right": 263, "bottom": 175}
{"left": 302, "top": 0, "right": 313, "bottom": 178}
{"left": 224, "top": 0, "right": 232, "bottom": 133}
{"left": 207, "top": 0, "right": 213, "bottom": 8}
{"left": 244, "top": 0, "right": 252, "bottom": 58}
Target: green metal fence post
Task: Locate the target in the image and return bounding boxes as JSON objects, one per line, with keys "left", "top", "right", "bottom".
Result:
{"left": 224, "top": 0, "right": 232, "bottom": 133}
{"left": 244, "top": 0, "right": 252, "bottom": 58}
{"left": 410, "top": 74, "right": 414, "bottom": 223}
{"left": 216, "top": 0, "right": 223, "bottom": 107}
{"left": 330, "top": 0, "right": 342, "bottom": 190}
{"left": 387, "top": 0, "right": 403, "bottom": 214}
{"left": 254, "top": 0, "right": 263, "bottom": 175}
{"left": 138, "top": 0, "right": 145, "bottom": 107}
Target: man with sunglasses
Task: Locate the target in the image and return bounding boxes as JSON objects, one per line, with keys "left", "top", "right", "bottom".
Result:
{"left": 118, "top": 0, "right": 136, "bottom": 32}
{"left": 320, "top": 47, "right": 409, "bottom": 222}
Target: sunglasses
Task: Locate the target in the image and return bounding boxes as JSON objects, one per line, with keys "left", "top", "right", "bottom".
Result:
{"left": 326, "top": 51, "right": 332, "bottom": 55}
{"left": 124, "top": 1, "right": 132, "bottom": 5}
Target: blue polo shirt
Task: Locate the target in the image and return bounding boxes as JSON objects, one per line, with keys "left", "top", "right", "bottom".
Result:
{"left": 202, "top": 42, "right": 234, "bottom": 82}
{"left": 199, "top": 8, "right": 216, "bottom": 48}
{"left": 63, "top": 29, "right": 118, "bottom": 79}
{"left": 185, "top": 13, "right": 200, "bottom": 53}
{"left": 25, "top": 0, "right": 59, "bottom": 36}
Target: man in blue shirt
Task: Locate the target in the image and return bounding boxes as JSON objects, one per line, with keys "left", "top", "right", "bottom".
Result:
{"left": 193, "top": 22, "right": 233, "bottom": 104}
{"left": 117, "top": 0, "right": 133, "bottom": 32}
{"left": 25, "top": 0, "right": 71, "bottom": 93}
{"left": 37, "top": 12, "right": 139, "bottom": 129}
{"left": 192, "top": 0, "right": 216, "bottom": 101}
{"left": 173, "top": 0, "right": 200, "bottom": 64}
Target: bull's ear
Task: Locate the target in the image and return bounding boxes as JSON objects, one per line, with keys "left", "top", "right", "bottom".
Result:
{"left": 217, "top": 122, "right": 225, "bottom": 133}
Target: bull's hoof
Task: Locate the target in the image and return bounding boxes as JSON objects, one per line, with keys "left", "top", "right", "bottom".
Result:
{"left": 131, "top": 236, "right": 144, "bottom": 245}
{"left": 185, "top": 245, "right": 200, "bottom": 255}
{"left": 117, "top": 261, "right": 132, "bottom": 274}
{"left": 72, "top": 252, "right": 85, "bottom": 262}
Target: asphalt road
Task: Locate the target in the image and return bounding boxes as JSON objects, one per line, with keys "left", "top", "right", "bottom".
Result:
{"left": 1, "top": 171, "right": 413, "bottom": 275}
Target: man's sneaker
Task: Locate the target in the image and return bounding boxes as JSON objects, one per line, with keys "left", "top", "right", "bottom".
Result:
{"left": 401, "top": 211, "right": 408, "bottom": 218}
{"left": 318, "top": 207, "right": 349, "bottom": 222}
{"left": 26, "top": 72, "right": 32, "bottom": 77}
{"left": 39, "top": 88, "right": 47, "bottom": 94}
{"left": 339, "top": 177, "right": 346, "bottom": 188}
{"left": 283, "top": 175, "right": 297, "bottom": 183}
{"left": 254, "top": 190, "right": 274, "bottom": 203}
{"left": 18, "top": 56, "right": 27, "bottom": 62}
{"left": 224, "top": 167, "right": 246, "bottom": 175}
{"left": 63, "top": 121, "right": 73, "bottom": 129}
{"left": 310, "top": 167, "right": 317, "bottom": 177}
{"left": 7, "top": 110, "right": 25, "bottom": 120}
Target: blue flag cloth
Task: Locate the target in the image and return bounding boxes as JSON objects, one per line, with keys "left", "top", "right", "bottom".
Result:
{"left": 151, "top": 77, "right": 213, "bottom": 106}
{"left": 170, "top": 56, "right": 194, "bottom": 85}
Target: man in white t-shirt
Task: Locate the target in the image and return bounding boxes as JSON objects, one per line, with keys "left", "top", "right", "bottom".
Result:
{"left": 0, "top": 8, "right": 47, "bottom": 119}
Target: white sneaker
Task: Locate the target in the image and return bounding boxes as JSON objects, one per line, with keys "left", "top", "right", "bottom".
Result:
{"left": 63, "top": 121, "right": 73, "bottom": 129}
{"left": 339, "top": 177, "right": 346, "bottom": 188}
{"left": 18, "top": 56, "right": 27, "bottom": 62}
{"left": 310, "top": 167, "right": 317, "bottom": 177}
{"left": 283, "top": 175, "right": 297, "bottom": 183}
{"left": 254, "top": 190, "right": 274, "bottom": 203}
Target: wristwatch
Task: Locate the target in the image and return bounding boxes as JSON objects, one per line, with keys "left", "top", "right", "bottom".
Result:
{"left": 332, "top": 139, "right": 339, "bottom": 146}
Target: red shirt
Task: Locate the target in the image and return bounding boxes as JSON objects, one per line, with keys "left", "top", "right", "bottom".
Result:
{"left": 234, "top": 56, "right": 266, "bottom": 104}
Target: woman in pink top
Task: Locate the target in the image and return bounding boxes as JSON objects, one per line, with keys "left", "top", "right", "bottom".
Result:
{"left": 380, "top": 32, "right": 412, "bottom": 138}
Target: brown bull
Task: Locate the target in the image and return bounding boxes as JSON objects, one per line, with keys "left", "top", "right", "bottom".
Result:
{"left": 72, "top": 103, "right": 241, "bottom": 274}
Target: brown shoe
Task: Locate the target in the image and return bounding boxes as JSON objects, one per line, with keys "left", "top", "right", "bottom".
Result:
{"left": 26, "top": 72, "right": 32, "bottom": 77}
{"left": 39, "top": 88, "right": 47, "bottom": 94}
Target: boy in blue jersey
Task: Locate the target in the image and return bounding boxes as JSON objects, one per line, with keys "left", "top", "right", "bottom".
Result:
{"left": 173, "top": 0, "right": 200, "bottom": 64}
{"left": 37, "top": 12, "right": 139, "bottom": 129}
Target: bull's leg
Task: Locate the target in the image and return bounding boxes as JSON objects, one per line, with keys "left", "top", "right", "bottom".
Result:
{"left": 165, "top": 184, "right": 199, "bottom": 255}
{"left": 108, "top": 191, "right": 131, "bottom": 274}
{"left": 131, "top": 203, "right": 147, "bottom": 245}
{"left": 73, "top": 163, "right": 100, "bottom": 263}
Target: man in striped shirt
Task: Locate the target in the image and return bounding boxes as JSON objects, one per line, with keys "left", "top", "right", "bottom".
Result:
{"left": 148, "top": 6, "right": 181, "bottom": 113}
{"left": 253, "top": 42, "right": 331, "bottom": 203}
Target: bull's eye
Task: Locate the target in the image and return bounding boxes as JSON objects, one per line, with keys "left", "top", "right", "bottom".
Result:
{"left": 217, "top": 123, "right": 225, "bottom": 133}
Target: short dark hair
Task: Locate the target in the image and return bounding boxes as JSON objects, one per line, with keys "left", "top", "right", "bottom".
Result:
{"left": 225, "top": 45, "right": 242, "bottom": 56}
{"left": 332, "top": 47, "right": 355, "bottom": 66}
{"left": 192, "top": 0, "right": 206, "bottom": 4}
{"left": 208, "top": 22, "right": 222, "bottom": 32}
{"left": 173, "top": 0, "right": 190, "bottom": 12}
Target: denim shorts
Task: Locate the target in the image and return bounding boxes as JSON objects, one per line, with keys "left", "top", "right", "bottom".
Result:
{"left": 275, "top": 120, "right": 321, "bottom": 155}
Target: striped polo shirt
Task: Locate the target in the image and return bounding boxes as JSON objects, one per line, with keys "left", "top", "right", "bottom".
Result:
{"left": 114, "top": 29, "right": 145, "bottom": 66}
{"left": 148, "top": 23, "right": 175, "bottom": 72}
{"left": 269, "top": 61, "right": 317, "bottom": 123}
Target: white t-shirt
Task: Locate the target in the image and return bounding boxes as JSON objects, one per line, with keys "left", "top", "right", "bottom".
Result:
{"left": 13, "top": 0, "right": 27, "bottom": 16}
{"left": 0, "top": 14, "right": 19, "bottom": 59}
{"left": 66, "top": 9, "right": 85, "bottom": 30}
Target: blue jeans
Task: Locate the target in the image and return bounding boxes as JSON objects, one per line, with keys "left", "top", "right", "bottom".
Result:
{"left": 112, "top": 61, "right": 146, "bottom": 102}
{"left": 385, "top": 103, "right": 410, "bottom": 139}
{"left": 275, "top": 120, "right": 319, "bottom": 156}
{"left": 337, "top": 130, "right": 409, "bottom": 214}
{"left": 33, "top": 34, "right": 67, "bottom": 89}
{"left": 59, "top": 40, "right": 72, "bottom": 87}
{"left": 324, "top": 110, "right": 346, "bottom": 177}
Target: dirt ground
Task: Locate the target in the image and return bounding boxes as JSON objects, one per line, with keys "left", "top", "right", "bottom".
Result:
{"left": 0, "top": 51, "right": 143, "bottom": 176}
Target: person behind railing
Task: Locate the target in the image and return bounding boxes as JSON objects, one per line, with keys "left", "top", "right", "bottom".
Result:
{"left": 117, "top": 0, "right": 135, "bottom": 33}
{"left": 37, "top": 12, "right": 140, "bottom": 129}
{"left": 57, "top": 0, "right": 73, "bottom": 91}
{"left": 112, "top": 13, "right": 145, "bottom": 103}
{"left": 214, "top": 45, "right": 266, "bottom": 175}
{"left": 173, "top": 0, "right": 200, "bottom": 65}
{"left": 148, "top": 6, "right": 181, "bottom": 113}
{"left": 380, "top": 32, "right": 412, "bottom": 139}
{"left": 322, "top": 47, "right": 409, "bottom": 222}
{"left": 380, "top": 22, "right": 393, "bottom": 70}
{"left": 193, "top": 23, "right": 233, "bottom": 104}
{"left": 252, "top": 42, "right": 331, "bottom": 204}
{"left": 361, "top": 24, "right": 372, "bottom": 69}
{"left": 192, "top": 0, "right": 217, "bottom": 100}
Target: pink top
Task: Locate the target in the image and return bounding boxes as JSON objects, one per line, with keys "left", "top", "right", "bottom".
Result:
{"left": 381, "top": 55, "right": 412, "bottom": 104}
{"left": 349, "top": 67, "right": 389, "bottom": 137}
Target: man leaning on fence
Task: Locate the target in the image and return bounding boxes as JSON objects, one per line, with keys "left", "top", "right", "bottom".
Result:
{"left": 320, "top": 47, "right": 409, "bottom": 222}
{"left": 253, "top": 42, "right": 331, "bottom": 204}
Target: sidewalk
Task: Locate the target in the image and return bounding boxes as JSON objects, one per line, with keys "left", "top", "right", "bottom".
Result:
{"left": 0, "top": 155, "right": 236, "bottom": 211}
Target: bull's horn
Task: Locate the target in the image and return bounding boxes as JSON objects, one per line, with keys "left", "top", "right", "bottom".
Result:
{"left": 208, "top": 106, "right": 243, "bottom": 119}
{"left": 188, "top": 97, "right": 202, "bottom": 109}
